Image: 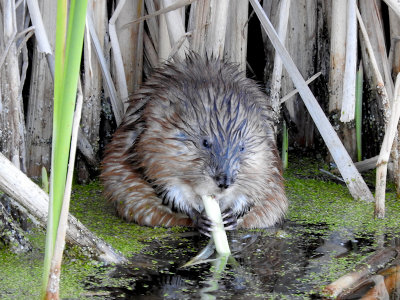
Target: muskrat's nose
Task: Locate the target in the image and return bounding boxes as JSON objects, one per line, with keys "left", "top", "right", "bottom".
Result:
{"left": 215, "top": 173, "right": 233, "bottom": 189}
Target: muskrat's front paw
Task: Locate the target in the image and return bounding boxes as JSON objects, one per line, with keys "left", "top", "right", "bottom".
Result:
{"left": 221, "top": 208, "right": 238, "bottom": 231}
{"left": 189, "top": 210, "right": 212, "bottom": 237}
{"left": 192, "top": 209, "right": 237, "bottom": 236}
{"left": 196, "top": 212, "right": 213, "bottom": 237}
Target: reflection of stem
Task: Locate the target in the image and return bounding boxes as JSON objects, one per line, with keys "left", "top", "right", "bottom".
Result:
{"left": 200, "top": 255, "right": 229, "bottom": 300}
{"left": 180, "top": 240, "right": 215, "bottom": 268}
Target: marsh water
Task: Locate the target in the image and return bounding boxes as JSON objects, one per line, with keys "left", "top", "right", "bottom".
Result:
{"left": 1, "top": 159, "right": 400, "bottom": 299}
{"left": 83, "top": 223, "right": 400, "bottom": 299}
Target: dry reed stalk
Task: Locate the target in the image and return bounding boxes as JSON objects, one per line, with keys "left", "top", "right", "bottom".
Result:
{"left": 267, "top": 0, "right": 319, "bottom": 148}
{"left": 356, "top": 7, "right": 391, "bottom": 118}
{"left": 26, "top": 0, "right": 54, "bottom": 77}
{"left": 359, "top": 0, "right": 394, "bottom": 103}
{"left": 143, "top": 32, "right": 159, "bottom": 69}
{"left": 250, "top": 0, "right": 374, "bottom": 202}
{"left": 0, "top": 152, "right": 127, "bottom": 264}
{"left": 188, "top": 0, "right": 209, "bottom": 56}
{"left": 322, "top": 247, "right": 397, "bottom": 298}
{"left": 0, "top": 0, "right": 26, "bottom": 171}
{"left": 383, "top": 0, "right": 400, "bottom": 19}
{"left": 352, "top": 156, "right": 379, "bottom": 173}
{"left": 76, "top": 0, "right": 107, "bottom": 181}
{"left": 328, "top": 0, "right": 347, "bottom": 113}
{"left": 224, "top": 0, "right": 249, "bottom": 71}
{"left": 388, "top": 7, "right": 400, "bottom": 195}
{"left": 161, "top": 0, "right": 190, "bottom": 60}
{"left": 26, "top": 0, "right": 56, "bottom": 178}
{"left": 356, "top": 7, "right": 400, "bottom": 202}
{"left": 109, "top": 0, "right": 130, "bottom": 112}
{"left": 359, "top": 275, "right": 390, "bottom": 299}
{"left": 359, "top": 2, "right": 397, "bottom": 184}
{"left": 328, "top": 0, "right": 357, "bottom": 159}
{"left": 364, "top": 265, "right": 400, "bottom": 298}
{"left": 116, "top": 0, "right": 144, "bottom": 96}
{"left": 280, "top": 72, "right": 322, "bottom": 104}
{"left": 389, "top": 8, "right": 400, "bottom": 75}
{"left": 269, "top": 0, "right": 291, "bottom": 121}
{"left": 130, "top": 0, "right": 195, "bottom": 26}
{"left": 87, "top": 12, "right": 124, "bottom": 125}
{"left": 83, "top": 2, "right": 106, "bottom": 142}
{"left": 375, "top": 74, "right": 400, "bottom": 218}
{"left": 27, "top": 1, "right": 98, "bottom": 177}
{"left": 26, "top": 0, "right": 52, "bottom": 54}
{"left": 158, "top": 8, "right": 172, "bottom": 62}
{"left": 144, "top": 0, "right": 159, "bottom": 51}
{"left": 340, "top": 0, "right": 357, "bottom": 122}
{"left": 205, "top": 0, "right": 229, "bottom": 58}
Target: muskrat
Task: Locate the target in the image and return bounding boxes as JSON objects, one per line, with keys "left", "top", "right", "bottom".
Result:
{"left": 101, "top": 55, "right": 287, "bottom": 234}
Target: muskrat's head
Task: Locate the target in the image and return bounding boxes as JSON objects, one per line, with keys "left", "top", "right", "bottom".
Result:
{"left": 135, "top": 56, "right": 278, "bottom": 208}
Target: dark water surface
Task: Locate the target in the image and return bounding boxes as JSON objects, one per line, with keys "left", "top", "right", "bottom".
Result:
{"left": 85, "top": 222, "right": 400, "bottom": 299}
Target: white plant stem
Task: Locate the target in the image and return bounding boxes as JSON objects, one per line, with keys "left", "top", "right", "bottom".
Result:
{"left": 202, "top": 195, "right": 231, "bottom": 256}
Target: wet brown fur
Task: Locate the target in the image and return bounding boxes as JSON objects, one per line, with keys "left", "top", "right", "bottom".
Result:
{"left": 101, "top": 55, "right": 287, "bottom": 229}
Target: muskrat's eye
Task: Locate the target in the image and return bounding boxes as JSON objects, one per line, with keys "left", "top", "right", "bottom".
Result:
{"left": 202, "top": 139, "right": 211, "bottom": 149}
{"left": 239, "top": 142, "right": 245, "bottom": 152}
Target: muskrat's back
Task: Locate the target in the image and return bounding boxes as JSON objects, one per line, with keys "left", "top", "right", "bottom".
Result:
{"left": 101, "top": 55, "right": 287, "bottom": 229}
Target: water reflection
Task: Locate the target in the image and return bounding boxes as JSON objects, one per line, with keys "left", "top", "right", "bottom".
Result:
{"left": 86, "top": 222, "right": 400, "bottom": 299}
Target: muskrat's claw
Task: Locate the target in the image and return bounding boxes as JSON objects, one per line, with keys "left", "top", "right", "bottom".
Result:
{"left": 190, "top": 210, "right": 213, "bottom": 237}
{"left": 190, "top": 209, "right": 237, "bottom": 236}
{"left": 221, "top": 208, "right": 238, "bottom": 231}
